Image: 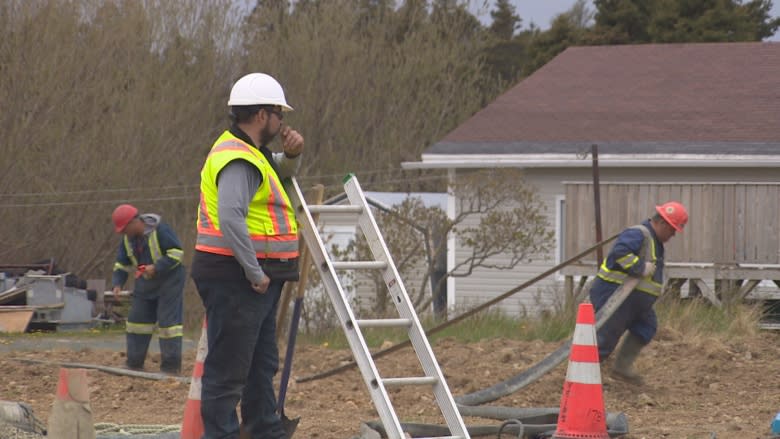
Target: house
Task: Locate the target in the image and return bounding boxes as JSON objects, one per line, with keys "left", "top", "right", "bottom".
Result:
{"left": 402, "top": 42, "right": 780, "bottom": 315}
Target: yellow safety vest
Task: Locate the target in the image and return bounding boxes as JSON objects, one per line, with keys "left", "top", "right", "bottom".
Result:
{"left": 196, "top": 131, "right": 299, "bottom": 259}
{"left": 596, "top": 224, "right": 663, "bottom": 296}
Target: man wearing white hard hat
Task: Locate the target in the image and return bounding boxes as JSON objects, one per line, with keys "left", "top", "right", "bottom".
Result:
{"left": 191, "top": 72, "right": 304, "bottom": 439}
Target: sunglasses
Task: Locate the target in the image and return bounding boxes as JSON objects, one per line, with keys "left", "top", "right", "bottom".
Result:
{"left": 263, "top": 107, "right": 283, "bottom": 120}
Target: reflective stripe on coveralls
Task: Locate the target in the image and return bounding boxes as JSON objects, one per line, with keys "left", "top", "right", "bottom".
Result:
{"left": 113, "top": 230, "right": 182, "bottom": 272}
{"left": 127, "top": 323, "right": 183, "bottom": 338}
{"left": 126, "top": 322, "right": 155, "bottom": 335}
{"left": 120, "top": 229, "right": 185, "bottom": 337}
{"left": 158, "top": 324, "right": 184, "bottom": 339}
{"left": 596, "top": 225, "right": 662, "bottom": 296}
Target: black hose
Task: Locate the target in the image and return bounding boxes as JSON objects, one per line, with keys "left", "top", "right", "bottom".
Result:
{"left": 297, "top": 235, "right": 619, "bottom": 384}
{"left": 96, "top": 435, "right": 179, "bottom": 439}
{"left": 456, "top": 277, "right": 640, "bottom": 406}
{"left": 497, "top": 419, "right": 524, "bottom": 438}
{"left": 455, "top": 405, "right": 628, "bottom": 433}
{"left": 363, "top": 409, "right": 629, "bottom": 438}
{"left": 457, "top": 406, "right": 559, "bottom": 423}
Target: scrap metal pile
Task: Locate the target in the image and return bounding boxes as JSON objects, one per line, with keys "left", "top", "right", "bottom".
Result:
{"left": 0, "top": 260, "right": 121, "bottom": 333}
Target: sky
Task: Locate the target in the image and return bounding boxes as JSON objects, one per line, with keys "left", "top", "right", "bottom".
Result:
{"left": 473, "top": 0, "right": 780, "bottom": 41}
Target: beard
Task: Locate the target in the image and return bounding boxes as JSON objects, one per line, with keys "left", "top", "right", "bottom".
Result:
{"left": 259, "top": 125, "right": 279, "bottom": 147}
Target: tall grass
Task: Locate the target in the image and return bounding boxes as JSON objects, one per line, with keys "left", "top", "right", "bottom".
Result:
{"left": 655, "top": 295, "right": 764, "bottom": 341}
{"left": 298, "top": 289, "right": 766, "bottom": 350}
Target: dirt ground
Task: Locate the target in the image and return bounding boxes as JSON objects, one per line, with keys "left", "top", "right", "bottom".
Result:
{"left": 1, "top": 327, "right": 779, "bottom": 439}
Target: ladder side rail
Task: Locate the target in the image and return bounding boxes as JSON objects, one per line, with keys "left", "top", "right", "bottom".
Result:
{"left": 288, "top": 178, "right": 407, "bottom": 439}
{"left": 342, "top": 176, "right": 470, "bottom": 438}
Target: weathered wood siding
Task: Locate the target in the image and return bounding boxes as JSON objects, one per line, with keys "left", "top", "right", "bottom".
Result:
{"left": 564, "top": 182, "right": 780, "bottom": 265}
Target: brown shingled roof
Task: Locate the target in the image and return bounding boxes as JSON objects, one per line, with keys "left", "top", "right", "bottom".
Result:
{"left": 440, "top": 42, "right": 780, "bottom": 146}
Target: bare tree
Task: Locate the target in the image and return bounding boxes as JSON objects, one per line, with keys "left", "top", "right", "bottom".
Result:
{"left": 344, "top": 169, "right": 554, "bottom": 319}
{"left": 243, "top": 0, "right": 500, "bottom": 190}
{"left": 0, "top": 0, "right": 505, "bottom": 330}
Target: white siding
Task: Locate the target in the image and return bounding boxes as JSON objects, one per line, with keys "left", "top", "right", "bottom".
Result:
{"left": 450, "top": 166, "right": 780, "bottom": 316}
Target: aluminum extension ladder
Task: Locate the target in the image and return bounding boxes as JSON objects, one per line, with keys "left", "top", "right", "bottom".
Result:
{"left": 288, "top": 174, "right": 470, "bottom": 439}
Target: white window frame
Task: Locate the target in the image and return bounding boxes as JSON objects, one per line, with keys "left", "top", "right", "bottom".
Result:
{"left": 555, "top": 195, "right": 566, "bottom": 280}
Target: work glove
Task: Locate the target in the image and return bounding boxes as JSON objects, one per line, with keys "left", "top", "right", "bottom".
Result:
{"left": 642, "top": 262, "right": 656, "bottom": 277}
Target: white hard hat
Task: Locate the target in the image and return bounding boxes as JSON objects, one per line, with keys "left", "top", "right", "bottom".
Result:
{"left": 227, "top": 73, "right": 293, "bottom": 111}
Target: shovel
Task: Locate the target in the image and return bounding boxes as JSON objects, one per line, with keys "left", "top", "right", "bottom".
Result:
{"left": 277, "top": 218, "right": 318, "bottom": 437}
{"left": 276, "top": 182, "right": 322, "bottom": 438}
{"left": 277, "top": 289, "right": 304, "bottom": 438}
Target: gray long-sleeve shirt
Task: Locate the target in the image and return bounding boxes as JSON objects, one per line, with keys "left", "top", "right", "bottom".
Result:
{"left": 217, "top": 153, "right": 300, "bottom": 284}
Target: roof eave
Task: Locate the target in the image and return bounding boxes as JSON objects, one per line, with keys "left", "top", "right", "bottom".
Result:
{"left": 401, "top": 154, "right": 780, "bottom": 170}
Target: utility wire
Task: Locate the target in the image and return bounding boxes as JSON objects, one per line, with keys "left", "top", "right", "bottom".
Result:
{"left": 0, "top": 168, "right": 440, "bottom": 198}
{"left": 0, "top": 170, "right": 448, "bottom": 209}
{"left": 0, "top": 183, "right": 198, "bottom": 198}
{"left": 0, "top": 173, "right": 450, "bottom": 208}
{"left": 0, "top": 194, "right": 198, "bottom": 208}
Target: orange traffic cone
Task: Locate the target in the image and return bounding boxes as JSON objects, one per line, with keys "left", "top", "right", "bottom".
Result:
{"left": 181, "top": 318, "right": 207, "bottom": 439}
{"left": 552, "top": 303, "right": 609, "bottom": 439}
{"left": 48, "top": 367, "right": 95, "bottom": 439}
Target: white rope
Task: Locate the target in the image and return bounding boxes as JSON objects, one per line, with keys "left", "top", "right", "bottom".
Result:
{"left": 94, "top": 422, "right": 181, "bottom": 435}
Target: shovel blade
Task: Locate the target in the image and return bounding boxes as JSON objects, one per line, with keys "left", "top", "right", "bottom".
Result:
{"left": 239, "top": 415, "right": 298, "bottom": 439}
{"left": 282, "top": 414, "right": 300, "bottom": 439}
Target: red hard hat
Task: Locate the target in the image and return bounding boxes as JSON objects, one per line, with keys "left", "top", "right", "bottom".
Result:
{"left": 112, "top": 204, "right": 139, "bottom": 233}
{"left": 655, "top": 201, "right": 688, "bottom": 232}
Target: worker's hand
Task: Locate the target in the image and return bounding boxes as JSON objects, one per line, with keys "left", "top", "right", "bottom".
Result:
{"left": 642, "top": 262, "right": 656, "bottom": 277}
{"left": 112, "top": 286, "right": 122, "bottom": 304}
{"left": 251, "top": 275, "right": 270, "bottom": 294}
{"left": 142, "top": 265, "right": 156, "bottom": 279}
{"left": 280, "top": 126, "right": 304, "bottom": 158}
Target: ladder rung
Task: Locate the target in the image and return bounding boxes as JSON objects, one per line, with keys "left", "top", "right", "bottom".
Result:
{"left": 356, "top": 318, "right": 412, "bottom": 328}
{"left": 332, "top": 261, "right": 387, "bottom": 270}
{"left": 382, "top": 376, "right": 438, "bottom": 387}
{"left": 307, "top": 205, "right": 364, "bottom": 214}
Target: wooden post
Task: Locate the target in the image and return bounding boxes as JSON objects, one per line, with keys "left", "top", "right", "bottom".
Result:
{"left": 737, "top": 280, "right": 760, "bottom": 301}
{"left": 591, "top": 144, "right": 604, "bottom": 264}
{"left": 48, "top": 368, "right": 95, "bottom": 439}
{"left": 276, "top": 283, "right": 295, "bottom": 341}
{"left": 666, "top": 278, "right": 688, "bottom": 298}
{"left": 573, "top": 276, "right": 590, "bottom": 302}
{"left": 692, "top": 279, "right": 722, "bottom": 308}
{"left": 564, "top": 275, "right": 574, "bottom": 304}
{"left": 276, "top": 184, "right": 325, "bottom": 341}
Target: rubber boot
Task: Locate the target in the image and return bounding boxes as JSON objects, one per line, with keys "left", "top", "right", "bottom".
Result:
{"left": 126, "top": 333, "right": 152, "bottom": 370}
{"left": 610, "top": 333, "right": 645, "bottom": 385}
{"left": 159, "top": 336, "right": 182, "bottom": 375}
{"left": 160, "top": 356, "right": 181, "bottom": 376}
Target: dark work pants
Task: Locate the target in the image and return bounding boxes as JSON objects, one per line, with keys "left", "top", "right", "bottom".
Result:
{"left": 589, "top": 278, "right": 658, "bottom": 359}
{"left": 127, "top": 265, "right": 185, "bottom": 372}
{"left": 195, "top": 277, "right": 286, "bottom": 439}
